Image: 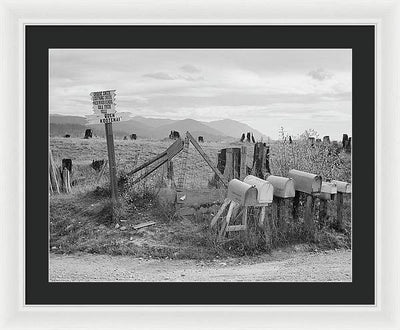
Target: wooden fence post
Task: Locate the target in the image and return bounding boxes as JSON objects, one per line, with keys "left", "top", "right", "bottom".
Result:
{"left": 319, "top": 199, "right": 328, "bottom": 228}
{"left": 233, "top": 149, "right": 239, "bottom": 179}
{"left": 292, "top": 191, "right": 300, "bottom": 221}
{"left": 105, "top": 122, "right": 119, "bottom": 205}
{"left": 276, "top": 197, "right": 289, "bottom": 231}
{"left": 336, "top": 192, "right": 344, "bottom": 230}
{"left": 304, "top": 195, "right": 315, "bottom": 234}
{"left": 240, "top": 146, "right": 247, "bottom": 180}
{"left": 224, "top": 148, "right": 233, "bottom": 181}
{"left": 49, "top": 149, "right": 60, "bottom": 194}
{"left": 61, "top": 159, "right": 72, "bottom": 193}
{"left": 252, "top": 142, "right": 270, "bottom": 179}
{"left": 62, "top": 167, "right": 71, "bottom": 193}
{"left": 166, "top": 160, "right": 175, "bottom": 188}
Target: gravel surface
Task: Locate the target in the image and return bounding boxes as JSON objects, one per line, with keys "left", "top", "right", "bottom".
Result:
{"left": 49, "top": 249, "right": 351, "bottom": 282}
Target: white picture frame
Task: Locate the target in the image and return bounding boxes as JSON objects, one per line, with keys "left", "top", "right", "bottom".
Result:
{"left": 0, "top": 0, "right": 398, "bottom": 328}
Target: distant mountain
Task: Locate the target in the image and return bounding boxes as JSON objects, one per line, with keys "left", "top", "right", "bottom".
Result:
{"left": 204, "top": 119, "right": 267, "bottom": 140}
{"left": 50, "top": 114, "right": 86, "bottom": 125}
{"left": 50, "top": 123, "right": 86, "bottom": 137}
{"left": 49, "top": 114, "right": 267, "bottom": 141}
{"left": 132, "top": 116, "right": 175, "bottom": 128}
{"left": 152, "top": 119, "right": 226, "bottom": 140}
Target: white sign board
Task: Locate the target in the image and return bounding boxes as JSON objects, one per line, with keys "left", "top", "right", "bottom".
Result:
{"left": 90, "top": 90, "right": 116, "bottom": 114}
{"left": 87, "top": 90, "right": 131, "bottom": 125}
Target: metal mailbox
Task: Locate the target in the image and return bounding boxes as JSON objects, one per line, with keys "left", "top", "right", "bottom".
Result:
{"left": 265, "top": 175, "right": 295, "bottom": 198}
{"left": 227, "top": 179, "right": 258, "bottom": 206}
{"left": 331, "top": 180, "right": 351, "bottom": 193}
{"left": 288, "top": 169, "right": 322, "bottom": 194}
{"left": 319, "top": 181, "right": 337, "bottom": 200}
{"left": 243, "top": 175, "right": 274, "bottom": 204}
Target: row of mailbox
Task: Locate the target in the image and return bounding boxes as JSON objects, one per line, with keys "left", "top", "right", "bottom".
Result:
{"left": 227, "top": 169, "right": 351, "bottom": 206}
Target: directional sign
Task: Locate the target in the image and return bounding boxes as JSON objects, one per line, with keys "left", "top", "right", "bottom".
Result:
{"left": 90, "top": 90, "right": 117, "bottom": 114}
{"left": 85, "top": 112, "right": 131, "bottom": 125}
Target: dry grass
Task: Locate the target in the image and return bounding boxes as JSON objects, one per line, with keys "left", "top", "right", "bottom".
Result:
{"left": 50, "top": 133, "right": 351, "bottom": 258}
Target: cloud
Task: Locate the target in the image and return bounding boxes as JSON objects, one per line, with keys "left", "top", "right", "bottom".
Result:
{"left": 143, "top": 72, "right": 176, "bottom": 80}
{"left": 180, "top": 64, "right": 201, "bottom": 73}
{"left": 142, "top": 71, "right": 204, "bottom": 82}
{"left": 308, "top": 68, "right": 333, "bottom": 81}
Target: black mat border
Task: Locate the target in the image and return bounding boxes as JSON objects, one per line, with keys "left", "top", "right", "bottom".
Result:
{"left": 26, "top": 25, "right": 375, "bottom": 305}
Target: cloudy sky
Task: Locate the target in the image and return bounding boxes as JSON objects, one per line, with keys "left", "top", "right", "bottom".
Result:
{"left": 50, "top": 49, "right": 351, "bottom": 139}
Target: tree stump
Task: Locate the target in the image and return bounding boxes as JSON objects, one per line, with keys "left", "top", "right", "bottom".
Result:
{"left": 342, "top": 134, "right": 349, "bottom": 150}
{"left": 252, "top": 142, "right": 270, "bottom": 179}
{"left": 91, "top": 159, "right": 105, "bottom": 172}
{"left": 84, "top": 129, "right": 93, "bottom": 139}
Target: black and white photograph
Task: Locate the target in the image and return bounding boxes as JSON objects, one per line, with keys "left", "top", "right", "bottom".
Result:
{"left": 48, "top": 48, "right": 353, "bottom": 282}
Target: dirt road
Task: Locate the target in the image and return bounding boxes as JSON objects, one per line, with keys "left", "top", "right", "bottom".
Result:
{"left": 49, "top": 249, "right": 351, "bottom": 282}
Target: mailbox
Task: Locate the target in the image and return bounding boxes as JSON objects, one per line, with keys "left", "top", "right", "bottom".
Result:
{"left": 227, "top": 179, "right": 258, "bottom": 206}
{"left": 265, "top": 175, "right": 295, "bottom": 198}
{"left": 319, "top": 181, "right": 337, "bottom": 200}
{"left": 243, "top": 175, "right": 274, "bottom": 204}
{"left": 331, "top": 180, "right": 351, "bottom": 193}
{"left": 288, "top": 169, "right": 322, "bottom": 194}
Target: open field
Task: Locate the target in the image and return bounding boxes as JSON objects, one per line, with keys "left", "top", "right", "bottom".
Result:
{"left": 50, "top": 135, "right": 352, "bottom": 262}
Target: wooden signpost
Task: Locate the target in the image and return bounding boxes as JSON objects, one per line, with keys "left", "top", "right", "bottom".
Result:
{"left": 87, "top": 90, "right": 130, "bottom": 207}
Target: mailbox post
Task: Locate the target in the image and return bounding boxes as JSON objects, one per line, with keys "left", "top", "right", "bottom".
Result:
{"left": 318, "top": 182, "right": 338, "bottom": 227}
{"left": 211, "top": 176, "right": 274, "bottom": 242}
{"left": 266, "top": 175, "right": 295, "bottom": 230}
{"left": 288, "top": 169, "right": 322, "bottom": 234}
{"left": 331, "top": 180, "right": 352, "bottom": 230}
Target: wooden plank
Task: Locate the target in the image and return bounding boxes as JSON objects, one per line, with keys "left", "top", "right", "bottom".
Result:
{"left": 258, "top": 206, "right": 266, "bottom": 227}
{"left": 304, "top": 195, "right": 315, "bottom": 233}
{"left": 127, "top": 151, "right": 167, "bottom": 176}
{"left": 49, "top": 171, "right": 53, "bottom": 194}
{"left": 233, "top": 149, "right": 239, "bottom": 179}
{"left": 292, "top": 191, "right": 300, "bottom": 221}
{"left": 166, "top": 138, "right": 184, "bottom": 160}
{"left": 319, "top": 199, "right": 328, "bottom": 228}
{"left": 219, "top": 201, "right": 237, "bottom": 238}
{"left": 224, "top": 148, "right": 233, "bottom": 182}
{"left": 264, "top": 205, "right": 272, "bottom": 248}
{"left": 226, "top": 225, "right": 246, "bottom": 232}
{"left": 210, "top": 198, "right": 230, "bottom": 228}
{"left": 336, "top": 192, "right": 344, "bottom": 230}
{"left": 177, "top": 136, "right": 190, "bottom": 193}
{"left": 133, "top": 221, "right": 156, "bottom": 230}
{"left": 242, "top": 206, "right": 248, "bottom": 228}
{"left": 240, "top": 146, "right": 247, "bottom": 180}
{"left": 131, "top": 155, "right": 168, "bottom": 185}
{"left": 49, "top": 149, "right": 60, "bottom": 194}
{"left": 62, "top": 168, "right": 71, "bottom": 194}
{"left": 230, "top": 207, "right": 245, "bottom": 225}
{"left": 277, "top": 197, "right": 288, "bottom": 231}
{"left": 166, "top": 160, "right": 175, "bottom": 188}
{"left": 186, "top": 131, "right": 228, "bottom": 187}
